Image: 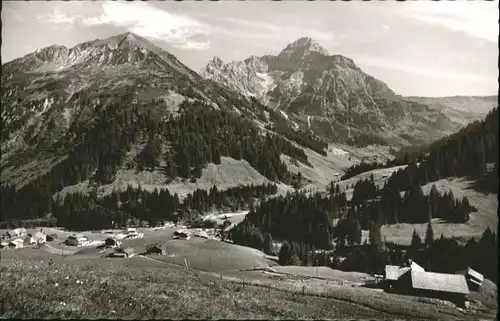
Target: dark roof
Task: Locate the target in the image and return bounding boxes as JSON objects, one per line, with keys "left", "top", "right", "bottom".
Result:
{"left": 410, "top": 271, "right": 470, "bottom": 295}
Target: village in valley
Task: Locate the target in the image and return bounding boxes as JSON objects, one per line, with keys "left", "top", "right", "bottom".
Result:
{"left": 0, "top": 217, "right": 494, "bottom": 317}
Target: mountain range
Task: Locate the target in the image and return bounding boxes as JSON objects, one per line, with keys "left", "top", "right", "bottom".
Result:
{"left": 1, "top": 33, "right": 497, "bottom": 198}
{"left": 201, "top": 37, "right": 496, "bottom": 146}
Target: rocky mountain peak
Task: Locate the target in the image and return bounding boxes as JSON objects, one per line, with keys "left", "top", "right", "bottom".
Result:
{"left": 207, "top": 56, "right": 225, "bottom": 68}
{"left": 279, "top": 37, "right": 329, "bottom": 57}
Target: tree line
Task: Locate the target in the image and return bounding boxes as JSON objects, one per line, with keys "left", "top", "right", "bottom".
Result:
{"left": 136, "top": 100, "right": 309, "bottom": 185}
{"left": 341, "top": 107, "right": 498, "bottom": 187}
{"left": 1, "top": 88, "right": 308, "bottom": 222}
{"left": 47, "top": 183, "right": 278, "bottom": 231}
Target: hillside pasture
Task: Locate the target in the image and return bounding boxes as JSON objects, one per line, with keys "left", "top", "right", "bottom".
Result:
{"left": 271, "top": 266, "right": 375, "bottom": 284}
{"left": 145, "top": 238, "right": 277, "bottom": 272}
{"left": 0, "top": 258, "right": 417, "bottom": 320}
{"left": 377, "top": 177, "right": 498, "bottom": 245}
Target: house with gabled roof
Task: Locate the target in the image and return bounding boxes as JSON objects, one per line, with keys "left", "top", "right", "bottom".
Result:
{"left": 109, "top": 247, "right": 135, "bottom": 258}
{"left": 406, "top": 271, "right": 470, "bottom": 307}
{"left": 146, "top": 243, "right": 168, "bottom": 255}
{"left": 13, "top": 228, "right": 27, "bottom": 237}
{"left": 8, "top": 238, "right": 24, "bottom": 249}
{"left": 104, "top": 237, "right": 121, "bottom": 248}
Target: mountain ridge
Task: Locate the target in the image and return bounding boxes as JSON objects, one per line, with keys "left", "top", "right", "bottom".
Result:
{"left": 201, "top": 37, "right": 494, "bottom": 147}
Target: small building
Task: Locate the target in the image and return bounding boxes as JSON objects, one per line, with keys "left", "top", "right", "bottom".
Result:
{"left": 8, "top": 238, "right": 24, "bottom": 249}
{"left": 24, "top": 235, "right": 36, "bottom": 245}
{"left": 5, "top": 230, "right": 19, "bottom": 239}
{"left": 384, "top": 265, "right": 411, "bottom": 291}
{"left": 147, "top": 244, "right": 167, "bottom": 255}
{"left": 0, "top": 242, "right": 9, "bottom": 249}
{"left": 33, "top": 232, "right": 46, "bottom": 244}
{"left": 405, "top": 271, "right": 470, "bottom": 307}
{"left": 109, "top": 247, "right": 135, "bottom": 258}
{"left": 173, "top": 230, "right": 191, "bottom": 240}
{"left": 104, "top": 237, "right": 121, "bottom": 248}
{"left": 46, "top": 234, "right": 57, "bottom": 242}
{"left": 65, "top": 234, "right": 89, "bottom": 246}
{"left": 456, "top": 267, "right": 484, "bottom": 291}
{"left": 126, "top": 228, "right": 137, "bottom": 233}
{"left": 13, "top": 228, "right": 27, "bottom": 237}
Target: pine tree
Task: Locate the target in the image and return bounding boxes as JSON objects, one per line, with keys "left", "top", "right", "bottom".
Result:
{"left": 264, "top": 233, "right": 274, "bottom": 255}
{"left": 410, "top": 228, "right": 422, "bottom": 249}
{"left": 278, "top": 241, "right": 291, "bottom": 265}
{"left": 424, "top": 221, "right": 434, "bottom": 249}
{"left": 354, "top": 220, "right": 362, "bottom": 245}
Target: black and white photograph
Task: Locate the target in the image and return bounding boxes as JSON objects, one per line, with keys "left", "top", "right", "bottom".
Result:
{"left": 0, "top": 0, "right": 498, "bottom": 319}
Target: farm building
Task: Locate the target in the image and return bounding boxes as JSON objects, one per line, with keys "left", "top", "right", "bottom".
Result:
{"left": 3, "top": 229, "right": 21, "bottom": 240}
{"left": 405, "top": 271, "right": 470, "bottom": 307}
{"left": 385, "top": 266, "right": 470, "bottom": 307}
{"left": 13, "top": 228, "right": 27, "bottom": 237}
{"left": 33, "top": 232, "right": 46, "bottom": 244}
{"left": 384, "top": 259, "right": 425, "bottom": 291}
{"left": 456, "top": 267, "right": 484, "bottom": 291}
{"left": 173, "top": 230, "right": 191, "bottom": 240}
{"left": 8, "top": 238, "right": 24, "bottom": 249}
{"left": 65, "top": 234, "right": 89, "bottom": 246}
{"left": 46, "top": 234, "right": 57, "bottom": 242}
{"left": 147, "top": 244, "right": 168, "bottom": 255}
{"left": 109, "top": 247, "right": 135, "bottom": 258}
{"left": 384, "top": 265, "right": 411, "bottom": 291}
{"left": 24, "top": 235, "right": 36, "bottom": 245}
{"left": 104, "top": 237, "right": 121, "bottom": 248}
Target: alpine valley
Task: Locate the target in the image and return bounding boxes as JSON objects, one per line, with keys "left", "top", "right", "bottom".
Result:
{"left": 1, "top": 33, "right": 497, "bottom": 240}
{"left": 1, "top": 30, "right": 499, "bottom": 321}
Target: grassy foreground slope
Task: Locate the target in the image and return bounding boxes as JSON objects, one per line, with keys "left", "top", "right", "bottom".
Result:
{"left": 1, "top": 253, "right": 497, "bottom": 320}
{"left": 0, "top": 259, "right": 400, "bottom": 320}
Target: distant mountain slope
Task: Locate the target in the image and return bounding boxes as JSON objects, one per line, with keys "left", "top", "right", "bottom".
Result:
{"left": 1, "top": 32, "right": 286, "bottom": 187}
{"left": 201, "top": 37, "right": 462, "bottom": 147}
{"left": 403, "top": 96, "right": 497, "bottom": 126}
{"left": 1, "top": 32, "right": 364, "bottom": 224}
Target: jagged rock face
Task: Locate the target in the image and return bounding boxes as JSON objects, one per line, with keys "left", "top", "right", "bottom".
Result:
{"left": 201, "top": 37, "right": 464, "bottom": 146}
{"left": 2, "top": 33, "right": 200, "bottom": 80}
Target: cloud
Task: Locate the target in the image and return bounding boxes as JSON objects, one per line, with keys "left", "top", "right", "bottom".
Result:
{"left": 81, "top": 2, "right": 211, "bottom": 51}
{"left": 398, "top": 1, "right": 499, "bottom": 42}
{"left": 47, "top": 10, "right": 79, "bottom": 24}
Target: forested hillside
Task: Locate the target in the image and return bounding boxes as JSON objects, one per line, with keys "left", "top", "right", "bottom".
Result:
{"left": 230, "top": 108, "right": 498, "bottom": 281}
{"left": 1, "top": 92, "right": 310, "bottom": 224}
{"left": 341, "top": 107, "right": 498, "bottom": 186}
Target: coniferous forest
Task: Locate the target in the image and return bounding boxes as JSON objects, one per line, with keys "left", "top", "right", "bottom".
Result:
{"left": 1, "top": 91, "right": 305, "bottom": 224}
{"left": 229, "top": 108, "right": 498, "bottom": 283}
{"left": 341, "top": 107, "right": 498, "bottom": 186}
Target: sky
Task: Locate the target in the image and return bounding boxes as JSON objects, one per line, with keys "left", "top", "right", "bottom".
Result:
{"left": 2, "top": 1, "right": 498, "bottom": 97}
